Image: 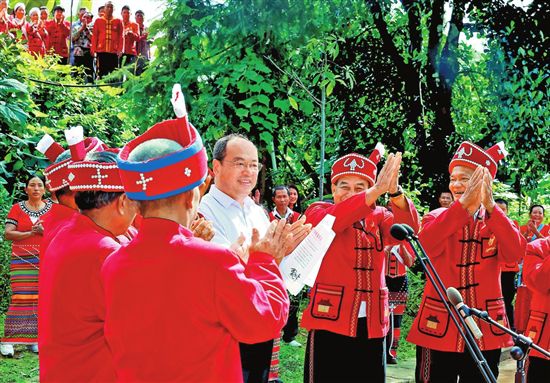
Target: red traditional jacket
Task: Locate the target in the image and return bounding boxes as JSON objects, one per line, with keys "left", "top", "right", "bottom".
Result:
{"left": 269, "top": 209, "right": 300, "bottom": 224}
{"left": 45, "top": 19, "right": 70, "bottom": 57}
{"left": 40, "top": 203, "right": 76, "bottom": 256}
{"left": 0, "top": 15, "right": 14, "bottom": 34}
{"left": 91, "top": 17, "right": 123, "bottom": 55}
{"left": 407, "top": 202, "right": 526, "bottom": 352}
{"left": 523, "top": 237, "right": 550, "bottom": 359}
{"left": 121, "top": 20, "right": 138, "bottom": 55}
{"left": 25, "top": 23, "right": 48, "bottom": 56}
{"left": 300, "top": 193, "right": 419, "bottom": 339}
{"left": 501, "top": 220, "right": 521, "bottom": 273}
{"left": 38, "top": 214, "right": 118, "bottom": 382}
{"left": 101, "top": 217, "right": 289, "bottom": 382}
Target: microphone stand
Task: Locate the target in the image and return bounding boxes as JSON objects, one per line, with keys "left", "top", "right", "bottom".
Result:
{"left": 400, "top": 227, "right": 497, "bottom": 383}
{"left": 464, "top": 306, "right": 550, "bottom": 383}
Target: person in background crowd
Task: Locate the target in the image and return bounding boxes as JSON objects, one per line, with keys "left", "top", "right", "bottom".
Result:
{"left": 384, "top": 241, "right": 414, "bottom": 365}
{"left": 9, "top": 2, "right": 26, "bottom": 38}
{"left": 438, "top": 190, "right": 453, "bottom": 208}
{"left": 288, "top": 184, "right": 302, "bottom": 213}
{"left": 25, "top": 7, "right": 48, "bottom": 57}
{"left": 91, "top": 1, "right": 123, "bottom": 79}
{"left": 39, "top": 6, "right": 48, "bottom": 23}
{"left": 119, "top": 5, "right": 138, "bottom": 70}
{"left": 269, "top": 186, "right": 300, "bottom": 224}
{"left": 523, "top": 236, "right": 550, "bottom": 383}
{"left": 302, "top": 144, "right": 419, "bottom": 383}
{"left": 515, "top": 204, "right": 549, "bottom": 335}
{"left": 39, "top": 143, "right": 135, "bottom": 382}
{"left": 0, "top": 0, "right": 14, "bottom": 36}
{"left": 45, "top": 5, "right": 70, "bottom": 64}
{"left": 200, "top": 133, "right": 310, "bottom": 383}
{"left": 521, "top": 205, "right": 549, "bottom": 241}
{"left": 69, "top": 7, "right": 87, "bottom": 65}
{"left": 134, "top": 9, "right": 150, "bottom": 75}
{"left": 408, "top": 141, "right": 526, "bottom": 382}
{"left": 101, "top": 86, "right": 290, "bottom": 382}
{"left": 72, "top": 11, "right": 94, "bottom": 82}
{"left": 1, "top": 176, "right": 52, "bottom": 357}
{"left": 495, "top": 198, "right": 521, "bottom": 331}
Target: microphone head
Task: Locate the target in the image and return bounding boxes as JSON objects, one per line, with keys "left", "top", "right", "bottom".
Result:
{"left": 446, "top": 287, "right": 464, "bottom": 306}
{"left": 402, "top": 223, "right": 415, "bottom": 236}
{"left": 390, "top": 224, "right": 409, "bottom": 241}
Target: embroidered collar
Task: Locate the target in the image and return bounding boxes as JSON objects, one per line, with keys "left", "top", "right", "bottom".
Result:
{"left": 19, "top": 199, "right": 53, "bottom": 219}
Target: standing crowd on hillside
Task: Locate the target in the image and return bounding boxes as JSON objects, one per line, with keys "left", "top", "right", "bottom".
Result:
{"left": 0, "top": 1, "right": 151, "bottom": 82}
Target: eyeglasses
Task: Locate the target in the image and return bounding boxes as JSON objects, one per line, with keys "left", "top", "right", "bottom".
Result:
{"left": 222, "top": 159, "right": 263, "bottom": 172}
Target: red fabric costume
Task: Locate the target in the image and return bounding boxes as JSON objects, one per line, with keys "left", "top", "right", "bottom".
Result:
{"left": 407, "top": 202, "right": 526, "bottom": 352}
{"left": 269, "top": 210, "right": 300, "bottom": 223}
{"left": 101, "top": 217, "right": 289, "bottom": 382}
{"left": 91, "top": 17, "right": 123, "bottom": 55}
{"left": 38, "top": 213, "right": 118, "bottom": 382}
{"left": 523, "top": 237, "right": 550, "bottom": 360}
{"left": 501, "top": 220, "right": 521, "bottom": 272}
{"left": 25, "top": 22, "right": 48, "bottom": 56}
{"left": 45, "top": 19, "right": 70, "bottom": 58}
{"left": 121, "top": 20, "right": 138, "bottom": 55}
{"left": 40, "top": 202, "right": 76, "bottom": 254}
{"left": 300, "top": 194, "right": 419, "bottom": 339}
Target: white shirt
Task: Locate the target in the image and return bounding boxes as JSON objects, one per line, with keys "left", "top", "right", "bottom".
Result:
{"left": 199, "top": 185, "right": 270, "bottom": 248}
{"left": 271, "top": 207, "right": 295, "bottom": 220}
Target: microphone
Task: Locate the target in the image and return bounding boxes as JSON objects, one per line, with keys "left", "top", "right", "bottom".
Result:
{"left": 447, "top": 287, "right": 483, "bottom": 339}
{"left": 390, "top": 223, "right": 409, "bottom": 241}
{"left": 401, "top": 223, "right": 415, "bottom": 237}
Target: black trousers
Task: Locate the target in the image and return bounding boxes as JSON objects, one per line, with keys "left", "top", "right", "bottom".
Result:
{"left": 527, "top": 356, "right": 550, "bottom": 383}
{"left": 501, "top": 271, "right": 517, "bottom": 329}
{"left": 304, "top": 317, "right": 385, "bottom": 383}
{"left": 415, "top": 346, "right": 501, "bottom": 382}
{"left": 96, "top": 52, "right": 118, "bottom": 79}
{"left": 282, "top": 293, "right": 300, "bottom": 343}
{"left": 240, "top": 339, "right": 274, "bottom": 383}
{"left": 73, "top": 50, "right": 94, "bottom": 83}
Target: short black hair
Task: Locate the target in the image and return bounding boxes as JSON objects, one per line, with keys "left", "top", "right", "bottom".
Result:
{"left": 272, "top": 185, "right": 289, "bottom": 198}
{"left": 529, "top": 204, "right": 545, "bottom": 214}
{"left": 121, "top": 5, "right": 130, "bottom": 12}
{"left": 439, "top": 190, "right": 452, "bottom": 197}
{"left": 25, "top": 174, "right": 45, "bottom": 187}
{"left": 213, "top": 133, "right": 251, "bottom": 161}
{"left": 135, "top": 10, "right": 144, "bottom": 16}
{"left": 494, "top": 198, "right": 508, "bottom": 207}
{"left": 52, "top": 5, "right": 64, "bottom": 12}
{"left": 74, "top": 151, "right": 123, "bottom": 211}
{"left": 98, "top": 5, "right": 105, "bottom": 12}
{"left": 39, "top": 6, "right": 48, "bottom": 11}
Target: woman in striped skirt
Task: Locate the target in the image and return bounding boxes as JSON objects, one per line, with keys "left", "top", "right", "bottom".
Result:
{"left": 1, "top": 176, "right": 51, "bottom": 357}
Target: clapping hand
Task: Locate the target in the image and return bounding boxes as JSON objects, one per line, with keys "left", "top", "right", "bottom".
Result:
{"left": 480, "top": 167, "right": 495, "bottom": 213}
{"left": 191, "top": 217, "right": 214, "bottom": 242}
{"left": 458, "top": 166, "right": 484, "bottom": 216}
{"left": 250, "top": 219, "right": 293, "bottom": 265}
{"left": 365, "top": 152, "right": 402, "bottom": 206}
{"left": 285, "top": 216, "right": 312, "bottom": 255}
{"left": 31, "top": 220, "right": 44, "bottom": 235}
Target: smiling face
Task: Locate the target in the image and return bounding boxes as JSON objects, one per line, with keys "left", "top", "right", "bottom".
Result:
{"left": 331, "top": 175, "right": 370, "bottom": 204}
{"left": 530, "top": 206, "right": 544, "bottom": 224}
{"left": 15, "top": 6, "right": 25, "bottom": 19}
{"left": 289, "top": 187, "right": 298, "bottom": 206}
{"left": 213, "top": 137, "right": 259, "bottom": 204}
{"left": 449, "top": 165, "right": 475, "bottom": 202}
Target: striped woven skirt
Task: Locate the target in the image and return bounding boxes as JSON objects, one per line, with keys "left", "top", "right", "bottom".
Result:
{"left": 1, "top": 244, "right": 39, "bottom": 345}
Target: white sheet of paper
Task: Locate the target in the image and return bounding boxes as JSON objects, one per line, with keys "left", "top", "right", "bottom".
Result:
{"left": 280, "top": 214, "right": 336, "bottom": 295}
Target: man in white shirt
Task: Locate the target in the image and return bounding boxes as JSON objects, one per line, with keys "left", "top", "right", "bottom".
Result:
{"left": 199, "top": 133, "right": 309, "bottom": 383}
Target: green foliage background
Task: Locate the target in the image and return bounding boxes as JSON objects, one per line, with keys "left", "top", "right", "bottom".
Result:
{"left": 0, "top": 0, "right": 548, "bottom": 379}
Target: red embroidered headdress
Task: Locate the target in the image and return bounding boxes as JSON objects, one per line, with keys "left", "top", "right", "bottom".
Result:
{"left": 331, "top": 142, "right": 385, "bottom": 186}
{"left": 65, "top": 126, "right": 123, "bottom": 191}
{"left": 117, "top": 84, "right": 209, "bottom": 200}
{"left": 449, "top": 141, "right": 507, "bottom": 178}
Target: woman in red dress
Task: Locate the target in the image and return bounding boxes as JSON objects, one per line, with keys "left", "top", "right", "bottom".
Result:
{"left": 25, "top": 7, "right": 48, "bottom": 57}
{"left": 1, "top": 176, "right": 52, "bottom": 357}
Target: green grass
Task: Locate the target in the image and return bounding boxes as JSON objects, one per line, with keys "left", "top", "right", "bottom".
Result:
{"left": 0, "top": 315, "right": 39, "bottom": 383}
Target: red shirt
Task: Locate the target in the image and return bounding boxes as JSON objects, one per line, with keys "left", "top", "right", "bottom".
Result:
{"left": 101, "top": 217, "right": 289, "bottom": 382}
{"left": 121, "top": 20, "right": 138, "bottom": 55}
{"left": 407, "top": 203, "right": 526, "bottom": 352}
{"left": 38, "top": 214, "right": 118, "bottom": 382}
{"left": 300, "top": 193, "right": 419, "bottom": 339}
{"left": 45, "top": 19, "right": 70, "bottom": 57}
{"left": 91, "top": 17, "right": 123, "bottom": 55}
{"left": 41, "top": 203, "right": 76, "bottom": 255}
{"left": 523, "top": 237, "right": 550, "bottom": 359}
{"left": 25, "top": 22, "right": 48, "bottom": 56}
{"left": 501, "top": 220, "right": 521, "bottom": 272}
